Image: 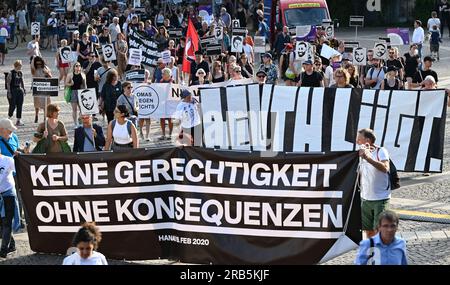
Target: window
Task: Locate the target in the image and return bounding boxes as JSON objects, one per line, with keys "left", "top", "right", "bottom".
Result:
{"left": 284, "top": 8, "right": 328, "bottom": 27}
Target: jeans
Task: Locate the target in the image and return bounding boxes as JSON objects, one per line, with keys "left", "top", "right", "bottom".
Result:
{"left": 1, "top": 195, "right": 16, "bottom": 252}
{"left": 417, "top": 43, "right": 423, "bottom": 59}
{"left": 7, "top": 88, "right": 24, "bottom": 119}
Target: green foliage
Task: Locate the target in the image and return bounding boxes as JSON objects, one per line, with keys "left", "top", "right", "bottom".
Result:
{"left": 414, "top": 0, "right": 435, "bottom": 24}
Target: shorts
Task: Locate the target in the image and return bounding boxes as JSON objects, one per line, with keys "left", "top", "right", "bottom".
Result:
{"left": 0, "top": 43, "right": 7, "bottom": 54}
{"left": 182, "top": 125, "right": 202, "bottom": 146}
{"left": 70, "top": 90, "right": 79, "bottom": 103}
{"left": 361, "top": 199, "right": 390, "bottom": 231}
{"left": 430, "top": 43, "right": 439, "bottom": 53}
{"left": 49, "top": 27, "right": 58, "bottom": 36}
{"left": 59, "top": 62, "right": 70, "bottom": 68}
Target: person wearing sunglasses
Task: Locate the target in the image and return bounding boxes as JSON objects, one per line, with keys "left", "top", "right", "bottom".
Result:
{"left": 255, "top": 70, "right": 267, "bottom": 85}
{"left": 385, "top": 48, "right": 404, "bottom": 81}
{"left": 355, "top": 210, "right": 407, "bottom": 265}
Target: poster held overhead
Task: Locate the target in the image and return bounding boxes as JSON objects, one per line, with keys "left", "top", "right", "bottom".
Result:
{"left": 353, "top": 47, "right": 367, "bottom": 66}
{"left": 77, "top": 88, "right": 99, "bottom": 115}
{"left": 102, "top": 44, "right": 117, "bottom": 61}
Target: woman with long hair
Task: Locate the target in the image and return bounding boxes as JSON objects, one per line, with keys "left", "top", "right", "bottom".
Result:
{"left": 31, "top": 56, "right": 52, "bottom": 123}
{"left": 115, "top": 33, "right": 128, "bottom": 79}
{"left": 155, "top": 26, "right": 169, "bottom": 52}
{"left": 65, "top": 62, "right": 87, "bottom": 128}
{"left": 105, "top": 105, "right": 139, "bottom": 151}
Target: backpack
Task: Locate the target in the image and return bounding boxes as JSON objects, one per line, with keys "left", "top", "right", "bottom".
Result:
{"left": 376, "top": 148, "right": 400, "bottom": 190}
{"left": 111, "top": 119, "right": 132, "bottom": 138}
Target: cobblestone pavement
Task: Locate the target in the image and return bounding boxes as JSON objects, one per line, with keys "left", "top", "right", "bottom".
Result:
{"left": 0, "top": 28, "right": 449, "bottom": 265}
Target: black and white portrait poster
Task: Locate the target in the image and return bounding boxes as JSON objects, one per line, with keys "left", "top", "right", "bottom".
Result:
{"left": 324, "top": 25, "right": 334, "bottom": 39}
{"left": 231, "top": 35, "right": 243, "bottom": 52}
{"left": 215, "top": 26, "right": 223, "bottom": 40}
{"left": 232, "top": 19, "right": 240, "bottom": 28}
{"left": 76, "top": 88, "right": 99, "bottom": 115}
{"left": 353, "top": 47, "right": 367, "bottom": 66}
{"left": 31, "top": 22, "right": 40, "bottom": 35}
{"left": 373, "top": 42, "right": 388, "bottom": 60}
{"left": 59, "top": 46, "right": 73, "bottom": 64}
{"left": 296, "top": 41, "right": 309, "bottom": 61}
{"left": 102, "top": 44, "right": 116, "bottom": 61}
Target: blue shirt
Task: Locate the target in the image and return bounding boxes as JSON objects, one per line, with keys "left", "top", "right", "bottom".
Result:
{"left": 83, "top": 127, "right": 96, "bottom": 152}
{"left": 355, "top": 233, "right": 408, "bottom": 265}
{"left": 0, "top": 134, "right": 19, "bottom": 176}
{"left": 0, "top": 134, "right": 19, "bottom": 158}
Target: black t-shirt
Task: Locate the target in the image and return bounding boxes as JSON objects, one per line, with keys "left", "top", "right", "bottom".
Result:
{"left": 83, "top": 61, "right": 102, "bottom": 89}
{"left": 386, "top": 59, "right": 404, "bottom": 71}
{"left": 300, "top": 71, "right": 323, "bottom": 87}
{"left": 404, "top": 53, "right": 419, "bottom": 78}
{"left": 412, "top": 69, "right": 438, "bottom": 83}
{"left": 190, "top": 60, "right": 210, "bottom": 84}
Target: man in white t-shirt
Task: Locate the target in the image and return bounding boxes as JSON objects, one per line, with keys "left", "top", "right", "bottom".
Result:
{"left": 357, "top": 128, "right": 391, "bottom": 239}
{"left": 0, "top": 147, "right": 17, "bottom": 258}
{"left": 173, "top": 89, "right": 201, "bottom": 146}
{"left": 108, "top": 17, "right": 121, "bottom": 43}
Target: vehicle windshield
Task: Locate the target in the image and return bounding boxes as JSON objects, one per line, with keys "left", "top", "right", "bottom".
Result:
{"left": 284, "top": 8, "right": 328, "bottom": 26}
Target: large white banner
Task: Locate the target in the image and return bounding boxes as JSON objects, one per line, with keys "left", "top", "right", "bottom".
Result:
{"left": 199, "top": 85, "right": 448, "bottom": 172}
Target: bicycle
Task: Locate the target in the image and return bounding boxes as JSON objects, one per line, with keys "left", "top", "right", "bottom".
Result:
{"left": 6, "top": 33, "right": 18, "bottom": 50}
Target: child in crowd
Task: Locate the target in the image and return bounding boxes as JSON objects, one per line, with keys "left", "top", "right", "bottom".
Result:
{"left": 63, "top": 222, "right": 107, "bottom": 265}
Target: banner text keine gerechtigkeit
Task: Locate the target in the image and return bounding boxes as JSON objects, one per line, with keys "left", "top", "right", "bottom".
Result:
{"left": 16, "top": 148, "right": 361, "bottom": 264}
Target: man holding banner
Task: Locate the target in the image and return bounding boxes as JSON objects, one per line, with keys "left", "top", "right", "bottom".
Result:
{"left": 73, "top": 114, "right": 105, "bottom": 152}
{"left": 357, "top": 128, "right": 391, "bottom": 239}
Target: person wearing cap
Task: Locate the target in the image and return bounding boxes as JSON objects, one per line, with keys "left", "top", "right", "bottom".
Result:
{"left": 410, "top": 56, "right": 438, "bottom": 89}
{"left": 274, "top": 26, "right": 291, "bottom": 61}
{"left": 256, "top": 70, "right": 267, "bottom": 85}
{"left": 279, "top": 43, "right": 296, "bottom": 86}
{"left": 381, "top": 66, "right": 403, "bottom": 90}
{"left": 173, "top": 89, "right": 201, "bottom": 147}
{"left": 47, "top": 12, "right": 58, "bottom": 52}
{"left": 189, "top": 51, "right": 210, "bottom": 86}
{"left": 258, "top": 53, "right": 278, "bottom": 84}
{"left": 297, "top": 60, "right": 324, "bottom": 87}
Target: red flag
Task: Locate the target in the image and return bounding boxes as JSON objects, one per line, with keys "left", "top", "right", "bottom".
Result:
{"left": 182, "top": 18, "right": 200, "bottom": 73}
